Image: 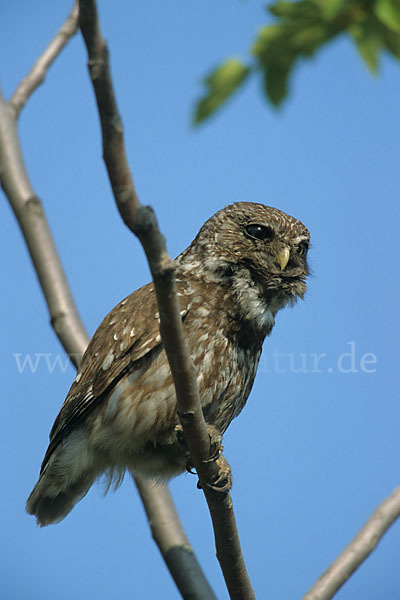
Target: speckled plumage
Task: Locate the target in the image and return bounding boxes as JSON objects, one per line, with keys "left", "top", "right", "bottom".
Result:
{"left": 26, "top": 202, "right": 310, "bottom": 526}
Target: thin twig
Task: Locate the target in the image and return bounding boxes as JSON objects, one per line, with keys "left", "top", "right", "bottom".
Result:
{"left": 303, "top": 487, "right": 400, "bottom": 600}
{"left": 78, "top": 1, "right": 255, "bottom": 598}
{"left": 9, "top": 2, "right": 80, "bottom": 116}
{"left": 0, "top": 88, "right": 88, "bottom": 366}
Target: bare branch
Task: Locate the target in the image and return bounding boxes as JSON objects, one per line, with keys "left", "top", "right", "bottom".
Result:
{"left": 303, "top": 486, "right": 400, "bottom": 600}
{"left": 78, "top": 1, "right": 255, "bottom": 598}
{"left": 0, "top": 88, "right": 88, "bottom": 367}
{"left": 135, "top": 477, "right": 218, "bottom": 600}
{"left": 9, "top": 2, "right": 79, "bottom": 116}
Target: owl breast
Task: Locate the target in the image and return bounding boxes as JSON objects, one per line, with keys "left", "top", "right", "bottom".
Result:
{"left": 87, "top": 296, "right": 262, "bottom": 479}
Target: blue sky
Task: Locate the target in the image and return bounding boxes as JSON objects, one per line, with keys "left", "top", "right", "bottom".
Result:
{"left": 1, "top": 1, "right": 399, "bottom": 598}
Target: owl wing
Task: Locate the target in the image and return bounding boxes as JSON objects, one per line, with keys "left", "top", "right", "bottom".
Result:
{"left": 41, "top": 280, "right": 193, "bottom": 472}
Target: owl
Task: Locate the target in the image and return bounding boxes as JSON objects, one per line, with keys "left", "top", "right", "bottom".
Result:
{"left": 26, "top": 202, "right": 310, "bottom": 526}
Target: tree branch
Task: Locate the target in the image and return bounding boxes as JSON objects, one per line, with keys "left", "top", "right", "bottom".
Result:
{"left": 9, "top": 2, "right": 80, "bottom": 116}
{"left": 135, "top": 476, "right": 218, "bottom": 599}
{"left": 0, "top": 88, "right": 88, "bottom": 367}
{"left": 78, "top": 1, "right": 255, "bottom": 598}
{"left": 303, "top": 486, "right": 400, "bottom": 600}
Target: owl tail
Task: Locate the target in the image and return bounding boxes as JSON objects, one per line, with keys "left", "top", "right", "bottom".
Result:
{"left": 26, "top": 430, "right": 99, "bottom": 526}
{"left": 26, "top": 468, "right": 95, "bottom": 527}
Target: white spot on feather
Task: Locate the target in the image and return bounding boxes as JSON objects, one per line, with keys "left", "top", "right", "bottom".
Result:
{"left": 140, "top": 339, "right": 153, "bottom": 350}
{"left": 102, "top": 350, "right": 114, "bottom": 370}
{"left": 196, "top": 333, "right": 209, "bottom": 344}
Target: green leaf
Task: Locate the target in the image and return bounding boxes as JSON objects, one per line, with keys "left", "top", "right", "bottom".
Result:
{"left": 269, "top": 1, "right": 317, "bottom": 20}
{"left": 252, "top": 23, "right": 327, "bottom": 64}
{"left": 205, "top": 59, "right": 248, "bottom": 91}
{"left": 286, "top": 22, "right": 332, "bottom": 54}
{"left": 349, "top": 17, "right": 383, "bottom": 72}
{"left": 268, "top": 1, "right": 300, "bottom": 18}
{"left": 264, "top": 62, "right": 293, "bottom": 106}
{"left": 193, "top": 59, "right": 250, "bottom": 124}
{"left": 382, "top": 26, "right": 400, "bottom": 57}
{"left": 194, "top": 0, "right": 400, "bottom": 120}
{"left": 252, "top": 25, "right": 287, "bottom": 61}
{"left": 318, "top": 0, "right": 348, "bottom": 21}
{"left": 252, "top": 18, "right": 335, "bottom": 106}
{"left": 374, "top": 0, "right": 400, "bottom": 32}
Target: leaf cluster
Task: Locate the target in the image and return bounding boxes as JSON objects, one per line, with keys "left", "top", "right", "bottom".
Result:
{"left": 194, "top": 0, "right": 400, "bottom": 123}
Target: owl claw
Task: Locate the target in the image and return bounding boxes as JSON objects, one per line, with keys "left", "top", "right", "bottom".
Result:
{"left": 185, "top": 460, "right": 196, "bottom": 474}
{"left": 176, "top": 423, "right": 231, "bottom": 491}
{"left": 205, "top": 423, "right": 224, "bottom": 458}
{"left": 175, "top": 422, "right": 223, "bottom": 465}
{"left": 200, "top": 426, "right": 232, "bottom": 493}
{"left": 209, "top": 455, "right": 232, "bottom": 493}
{"left": 197, "top": 455, "right": 232, "bottom": 493}
{"left": 203, "top": 424, "right": 223, "bottom": 463}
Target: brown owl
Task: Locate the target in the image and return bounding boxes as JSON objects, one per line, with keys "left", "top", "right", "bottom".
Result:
{"left": 26, "top": 202, "right": 310, "bottom": 526}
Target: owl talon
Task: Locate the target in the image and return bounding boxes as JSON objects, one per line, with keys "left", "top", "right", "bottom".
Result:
{"left": 196, "top": 455, "right": 232, "bottom": 493}
{"left": 207, "top": 479, "right": 231, "bottom": 493}
{"left": 202, "top": 444, "right": 221, "bottom": 463}
{"left": 205, "top": 424, "right": 223, "bottom": 462}
{"left": 185, "top": 460, "right": 196, "bottom": 475}
{"left": 208, "top": 455, "right": 232, "bottom": 493}
{"left": 176, "top": 423, "right": 224, "bottom": 471}
{"left": 176, "top": 423, "right": 230, "bottom": 491}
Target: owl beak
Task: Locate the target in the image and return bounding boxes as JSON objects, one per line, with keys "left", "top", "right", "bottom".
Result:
{"left": 276, "top": 246, "right": 290, "bottom": 271}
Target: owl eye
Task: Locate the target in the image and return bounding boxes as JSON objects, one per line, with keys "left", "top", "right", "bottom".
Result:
{"left": 245, "top": 224, "right": 274, "bottom": 241}
{"left": 297, "top": 241, "right": 309, "bottom": 256}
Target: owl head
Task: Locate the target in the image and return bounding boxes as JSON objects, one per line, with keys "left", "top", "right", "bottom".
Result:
{"left": 183, "top": 202, "right": 310, "bottom": 309}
